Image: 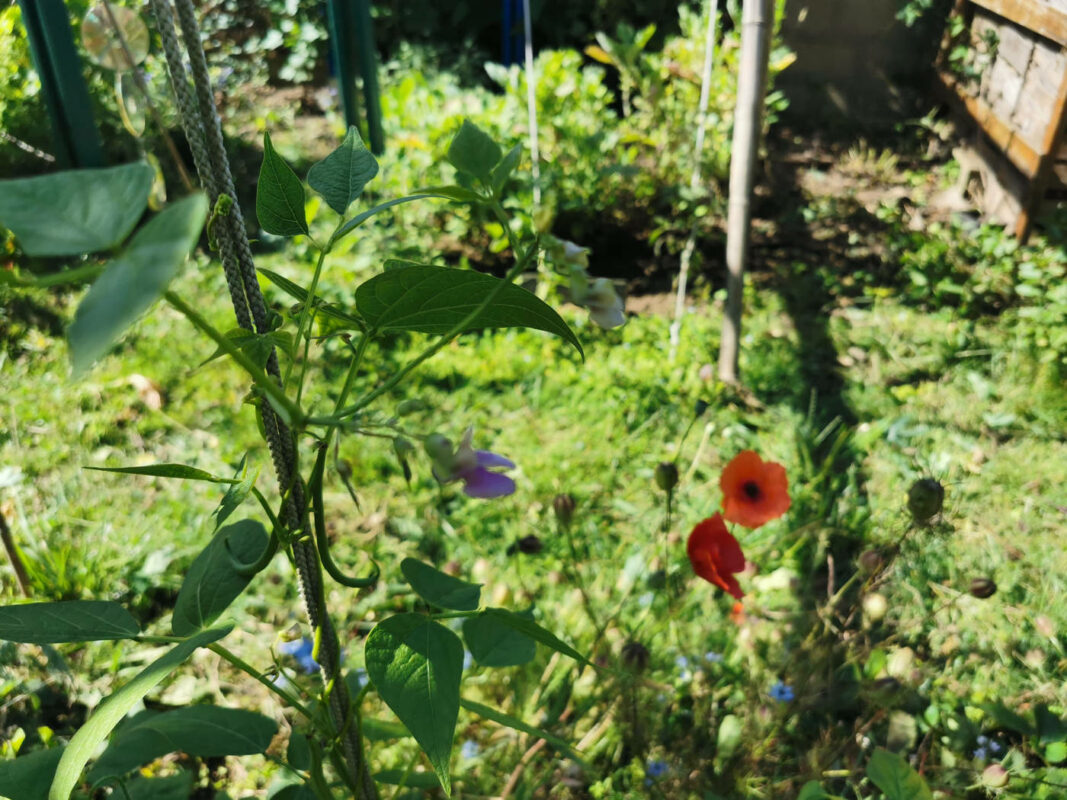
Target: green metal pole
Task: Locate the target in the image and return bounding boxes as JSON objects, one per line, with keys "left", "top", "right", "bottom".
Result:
{"left": 353, "top": 0, "right": 383, "bottom": 155}
{"left": 17, "top": 0, "right": 104, "bottom": 169}
{"left": 325, "top": 0, "right": 360, "bottom": 136}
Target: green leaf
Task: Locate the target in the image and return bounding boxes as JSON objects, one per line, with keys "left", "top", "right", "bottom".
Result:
{"left": 85, "top": 464, "right": 236, "bottom": 484}
{"left": 307, "top": 126, "right": 379, "bottom": 215}
{"left": 866, "top": 748, "right": 933, "bottom": 800}
{"left": 212, "top": 459, "right": 257, "bottom": 530}
{"left": 459, "top": 698, "right": 581, "bottom": 762}
{"left": 1036, "top": 704, "right": 1067, "bottom": 745}
{"left": 416, "top": 185, "right": 484, "bottom": 203}
{"left": 477, "top": 608, "right": 589, "bottom": 666}
{"left": 355, "top": 265, "right": 583, "bottom": 357}
{"left": 49, "top": 625, "right": 232, "bottom": 800}
{"left": 365, "top": 614, "right": 463, "bottom": 795}
{"left": 0, "top": 162, "right": 153, "bottom": 256}
{"left": 462, "top": 611, "right": 535, "bottom": 667}
{"left": 400, "top": 558, "right": 481, "bottom": 611}
{"left": 446, "top": 120, "right": 502, "bottom": 181}
{"left": 1046, "top": 741, "right": 1067, "bottom": 764}
{"left": 87, "top": 705, "right": 278, "bottom": 782}
{"left": 258, "top": 268, "right": 364, "bottom": 330}
{"left": 716, "top": 714, "right": 743, "bottom": 760}
{"left": 0, "top": 601, "right": 139, "bottom": 644}
{"left": 981, "top": 701, "right": 1034, "bottom": 736}
{"left": 0, "top": 747, "right": 63, "bottom": 800}
{"left": 172, "top": 520, "right": 268, "bottom": 636}
{"left": 286, "top": 732, "right": 310, "bottom": 771}
{"left": 491, "top": 144, "right": 522, "bottom": 196}
{"left": 200, "top": 329, "right": 294, "bottom": 369}
{"left": 333, "top": 194, "right": 446, "bottom": 241}
{"left": 256, "top": 132, "right": 308, "bottom": 236}
{"left": 67, "top": 193, "right": 209, "bottom": 376}
{"left": 796, "top": 781, "right": 831, "bottom": 800}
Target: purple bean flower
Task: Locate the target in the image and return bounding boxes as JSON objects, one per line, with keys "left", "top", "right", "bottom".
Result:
{"left": 425, "top": 428, "right": 516, "bottom": 499}
{"left": 646, "top": 759, "right": 668, "bottom": 778}
{"left": 279, "top": 636, "right": 319, "bottom": 674}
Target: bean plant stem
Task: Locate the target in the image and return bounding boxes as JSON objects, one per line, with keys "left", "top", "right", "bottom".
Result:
{"left": 288, "top": 232, "right": 334, "bottom": 396}
{"left": 164, "top": 290, "right": 304, "bottom": 425}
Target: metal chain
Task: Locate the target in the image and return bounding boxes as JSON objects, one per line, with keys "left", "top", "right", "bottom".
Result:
{"left": 148, "top": 2, "right": 376, "bottom": 795}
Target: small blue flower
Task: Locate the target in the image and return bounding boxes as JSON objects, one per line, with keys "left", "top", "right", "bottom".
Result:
{"left": 704, "top": 651, "right": 724, "bottom": 663}
{"left": 977, "top": 735, "right": 989, "bottom": 746}
{"left": 460, "top": 739, "right": 480, "bottom": 760}
{"left": 463, "top": 650, "right": 474, "bottom": 671}
{"left": 973, "top": 746, "right": 988, "bottom": 760}
{"left": 769, "top": 681, "right": 794, "bottom": 702}
{"left": 989, "top": 740, "right": 1003, "bottom": 754}
{"left": 646, "top": 759, "right": 668, "bottom": 779}
{"left": 279, "top": 637, "right": 319, "bottom": 674}
{"left": 675, "top": 656, "right": 689, "bottom": 669}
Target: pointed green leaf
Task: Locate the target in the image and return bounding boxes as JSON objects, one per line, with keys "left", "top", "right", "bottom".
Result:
{"left": 400, "top": 558, "right": 481, "bottom": 611}
{"left": 256, "top": 132, "right": 308, "bottom": 236}
{"left": 85, "top": 464, "right": 236, "bottom": 484}
{"left": 462, "top": 611, "right": 535, "bottom": 667}
{"left": 446, "top": 120, "right": 502, "bottom": 181}
{"left": 459, "top": 698, "right": 582, "bottom": 762}
{"left": 88, "top": 706, "right": 278, "bottom": 782}
{"left": 866, "top": 748, "right": 933, "bottom": 800}
{"left": 0, "top": 747, "right": 63, "bottom": 800}
{"left": 479, "top": 608, "right": 589, "bottom": 666}
{"left": 416, "top": 185, "right": 484, "bottom": 203}
{"left": 200, "top": 329, "right": 294, "bottom": 368}
{"left": 212, "top": 459, "right": 257, "bottom": 530}
{"left": 172, "top": 520, "right": 268, "bottom": 636}
{"left": 67, "top": 193, "right": 209, "bottom": 375}
{"left": 49, "top": 625, "right": 232, "bottom": 800}
{"left": 491, "top": 145, "right": 522, "bottom": 196}
{"left": 796, "top": 781, "right": 831, "bottom": 800}
{"left": 333, "top": 194, "right": 446, "bottom": 241}
{"left": 124, "top": 773, "right": 194, "bottom": 800}
{"left": 307, "top": 126, "right": 379, "bottom": 214}
{"left": 0, "top": 601, "right": 139, "bottom": 644}
{"left": 372, "top": 770, "right": 442, "bottom": 789}
{"left": 355, "top": 265, "right": 582, "bottom": 357}
{"left": 365, "top": 614, "right": 462, "bottom": 795}
{"left": 0, "top": 163, "right": 153, "bottom": 256}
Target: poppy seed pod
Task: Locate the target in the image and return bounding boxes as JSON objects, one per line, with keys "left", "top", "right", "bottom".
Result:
{"left": 655, "top": 462, "right": 679, "bottom": 493}
{"left": 858, "top": 549, "right": 883, "bottom": 573}
{"left": 621, "top": 640, "right": 650, "bottom": 673}
{"left": 507, "top": 534, "right": 543, "bottom": 555}
{"left": 981, "top": 764, "right": 1009, "bottom": 789}
{"left": 553, "top": 493, "right": 576, "bottom": 528}
{"left": 969, "top": 577, "right": 997, "bottom": 599}
{"left": 907, "top": 478, "right": 944, "bottom": 524}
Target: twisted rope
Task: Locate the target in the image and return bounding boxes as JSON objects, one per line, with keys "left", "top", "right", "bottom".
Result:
{"left": 148, "top": 2, "right": 376, "bottom": 795}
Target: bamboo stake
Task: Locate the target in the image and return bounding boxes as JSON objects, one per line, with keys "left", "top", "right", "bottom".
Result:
{"left": 521, "top": 0, "right": 541, "bottom": 208}
{"left": 0, "top": 503, "right": 32, "bottom": 597}
{"left": 718, "top": 0, "right": 773, "bottom": 383}
{"left": 669, "top": 0, "right": 720, "bottom": 363}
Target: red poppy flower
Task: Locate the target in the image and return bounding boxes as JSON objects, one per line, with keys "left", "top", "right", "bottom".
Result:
{"left": 720, "top": 450, "right": 790, "bottom": 529}
{"left": 687, "top": 513, "right": 746, "bottom": 599}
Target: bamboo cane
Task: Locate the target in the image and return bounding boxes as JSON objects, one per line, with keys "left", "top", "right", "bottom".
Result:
{"left": 718, "top": 0, "right": 773, "bottom": 383}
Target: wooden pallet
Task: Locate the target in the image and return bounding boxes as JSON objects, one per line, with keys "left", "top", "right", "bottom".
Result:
{"left": 935, "top": 0, "right": 1067, "bottom": 240}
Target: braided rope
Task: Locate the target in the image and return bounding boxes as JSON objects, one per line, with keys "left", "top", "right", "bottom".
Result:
{"left": 149, "top": 2, "right": 376, "bottom": 795}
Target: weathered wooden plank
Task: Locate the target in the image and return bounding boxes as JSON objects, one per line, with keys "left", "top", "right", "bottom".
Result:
{"left": 969, "top": 0, "right": 1067, "bottom": 46}
{"left": 938, "top": 69, "right": 1042, "bottom": 176}
{"left": 1013, "top": 39, "right": 1064, "bottom": 148}
{"left": 996, "top": 17, "right": 1036, "bottom": 70}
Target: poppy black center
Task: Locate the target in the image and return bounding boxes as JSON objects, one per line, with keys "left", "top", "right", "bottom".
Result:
{"left": 742, "top": 481, "right": 762, "bottom": 501}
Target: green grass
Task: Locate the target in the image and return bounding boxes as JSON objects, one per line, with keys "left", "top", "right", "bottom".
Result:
{"left": 2, "top": 238, "right": 1065, "bottom": 798}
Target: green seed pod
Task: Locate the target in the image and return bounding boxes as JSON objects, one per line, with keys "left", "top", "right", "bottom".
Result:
{"left": 621, "top": 640, "right": 650, "bottom": 673}
{"left": 908, "top": 478, "right": 944, "bottom": 524}
{"left": 552, "top": 493, "right": 576, "bottom": 528}
{"left": 969, "top": 577, "right": 997, "bottom": 599}
{"left": 655, "top": 462, "right": 679, "bottom": 493}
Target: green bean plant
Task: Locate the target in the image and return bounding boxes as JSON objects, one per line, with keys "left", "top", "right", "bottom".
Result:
{"left": 0, "top": 120, "right": 595, "bottom": 800}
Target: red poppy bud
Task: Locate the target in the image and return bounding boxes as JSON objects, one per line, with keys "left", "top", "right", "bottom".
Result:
{"left": 969, "top": 577, "right": 997, "bottom": 599}
{"left": 655, "top": 462, "right": 679, "bottom": 492}
{"left": 621, "top": 640, "right": 650, "bottom": 673}
{"left": 858, "top": 549, "right": 883, "bottom": 573}
{"left": 687, "top": 513, "right": 746, "bottom": 599}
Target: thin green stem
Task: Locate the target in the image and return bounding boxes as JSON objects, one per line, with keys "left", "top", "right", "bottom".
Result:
{"left": 287, "top": 225, "right": 338, "bottom": 394}
{"left": 333, "top": 333, "right": 372, "bottom": 415}
{"left": 165, "top": 290, "right": 304, "bottom": 425}
{"left": 331, "top": 235, "right": 538, "bottom": 420}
